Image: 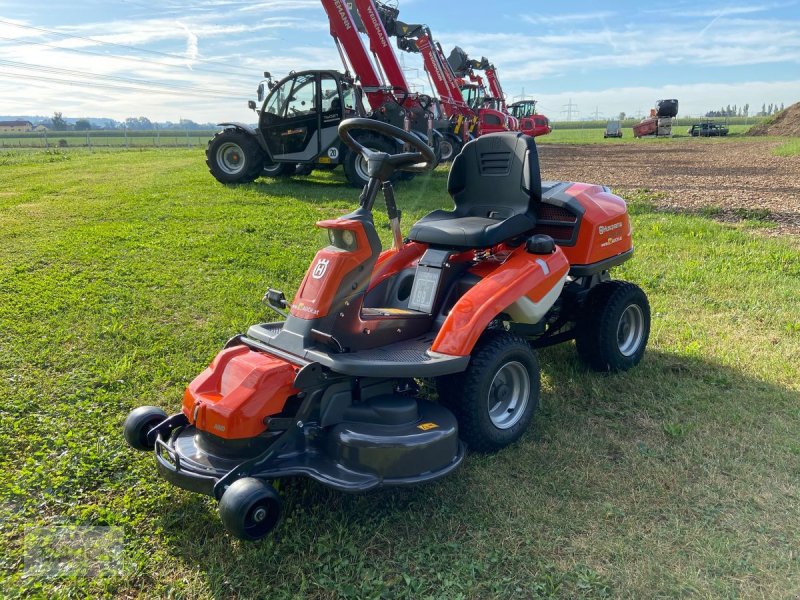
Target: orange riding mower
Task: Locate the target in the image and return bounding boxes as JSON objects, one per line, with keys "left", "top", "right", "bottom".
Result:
{"left": 125, "top": 118, "right": 649, "bottom": 540}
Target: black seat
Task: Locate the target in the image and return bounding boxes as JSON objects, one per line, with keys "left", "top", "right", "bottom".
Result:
{"left": 407, "top": 132, "right": 542, "bottom": 248}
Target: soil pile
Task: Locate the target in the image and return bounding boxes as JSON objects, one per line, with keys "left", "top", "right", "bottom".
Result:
{"left": 749, "top": 102, "right": 800, "bottom": 136}
{"left": 538, "top": 140, "right": 800, "bottom": 235}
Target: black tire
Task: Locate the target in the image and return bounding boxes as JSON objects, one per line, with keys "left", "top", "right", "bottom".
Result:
{"left": 439, "top": 134, "right": 463, "bottom": 163}
{"left": 437, "top": 331, "right": 540, "bottom": 452}
{"left": 206, "top": 129, "right": 265, "bottom": 184}
{"left": 342, "top": 134, "right": 400, "bottom": 188}
{"left": 123, "top": 406, "right": 168, "bottom": 451}
{"left": 262, "top": 161, "right": 295, "bottom": 178}
{"left": 576, "top": 281, "right": 650, "bottom": 372}
{"left": 218, "top": 478, "right": 282, "bottom": 541}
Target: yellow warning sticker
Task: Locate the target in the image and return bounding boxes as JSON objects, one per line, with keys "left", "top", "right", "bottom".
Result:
{"left": 417, "top": 422, "right": 439, "bottom": 431}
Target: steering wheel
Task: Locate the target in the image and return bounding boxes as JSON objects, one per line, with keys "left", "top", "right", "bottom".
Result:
{"left": 338, "top": 118, "right": 436, "bottom": 178}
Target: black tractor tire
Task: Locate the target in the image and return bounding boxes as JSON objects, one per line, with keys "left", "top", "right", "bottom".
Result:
{"left": 439, "top": 134, "right": 463, "bottom": 162}
{"left": 342, "top": 134, "right": 401, "bottom": 188}
{"left": 437, "top": 331, "right": 540, "bottom": 452}
{"left": 262, "top": 161, "right": 295, "bottom": 178}
{"left": 218, "top": 478, "right": 282, "bottom": 541}
{"left": 576, "top": 281, "right": 650, "bottom": 372}
{"left": 206, "top": 129, "right": 265, "bottom": 184}
{"left": 123, "top": 406, "right": 168, "bottom": 451}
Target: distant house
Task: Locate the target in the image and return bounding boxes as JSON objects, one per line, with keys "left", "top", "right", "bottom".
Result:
{"left": 33, "top": 124, "right": 48, "bottom": 132}
{"left": 0, "top": 120, "right": 34, "bottom": 133}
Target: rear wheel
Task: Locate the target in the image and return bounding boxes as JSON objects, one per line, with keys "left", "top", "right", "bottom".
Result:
{"left": 218, "top": 478, "right": 282, "bottom": 541}
{"left": 437, "top": 331, "right": 540, "bottom": 452}
{"left": 262, "top": 161, "right": 295, "bottom": 178}
{"left": 576, "top": 281, "right": 650, "bottom": 372}
{"left": 342, "top": 134, "right": 400, "bottom": 188}
{"left": 206, "top": 129, "right": 265, "bottom": 184}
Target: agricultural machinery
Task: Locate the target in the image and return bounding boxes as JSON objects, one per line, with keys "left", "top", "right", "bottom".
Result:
{"left": 510, "top": 100, "right": 553, "bottom": 138}
{"left": 348, "top": 0, "right": 509, "bottom": 161}
{"left": 206, "top": 0, "right": 447, "bottom": 188}
{"left": 126, "top": 118, "right": 651, "bottom": 541}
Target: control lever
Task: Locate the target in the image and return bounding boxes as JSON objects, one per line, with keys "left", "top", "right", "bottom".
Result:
{"left": 382, "top": 182, "right": 403, "bottom": 250}
{"left": 263, "top": 288, "right": 288, "bottom": 319}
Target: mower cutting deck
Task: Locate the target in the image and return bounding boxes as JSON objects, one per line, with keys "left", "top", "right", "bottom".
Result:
{"left": 125, "top": 118, "right": 650, "bottom": 541}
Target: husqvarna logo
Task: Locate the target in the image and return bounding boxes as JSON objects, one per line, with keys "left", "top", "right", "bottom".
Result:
{"left": 312, "top": 259, "right": 330, "bottom": 280}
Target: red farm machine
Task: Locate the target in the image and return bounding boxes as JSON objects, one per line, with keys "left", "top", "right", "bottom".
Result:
{"left": 206, "top": 0, "right": 448, "bottom": 187}
{"left": 347, "top": 0, "right": 514, "bottom": 161}
{"left": 446, "top": 47, "right": 551, "bottom": 139}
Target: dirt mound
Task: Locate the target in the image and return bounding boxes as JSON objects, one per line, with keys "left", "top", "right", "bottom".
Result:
{"left": 749, "top": 101, "right": 800, "bottom": 136}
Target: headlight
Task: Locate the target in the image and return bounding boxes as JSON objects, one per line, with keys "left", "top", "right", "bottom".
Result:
{"left": 341, "top": 230, "right": 355, "bottom": 248}
{"left": 326, "top": 228, "right": 358, "bottom": 252}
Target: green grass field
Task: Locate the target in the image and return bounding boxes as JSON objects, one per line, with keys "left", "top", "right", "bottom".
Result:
{"left": 1, "top": 148, "right": 799, "bottom": 599}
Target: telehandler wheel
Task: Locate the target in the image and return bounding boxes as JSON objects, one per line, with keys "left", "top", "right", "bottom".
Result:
{"left": 123, "top": 406, "right": 168, "bottom": 451}
{"left": 439, "top": 134, "right": 463, "bottom": 162}
{"left": 576, "top": 281, "right": 650, "bottom": 372}
{"left": 342, "top": 134, "right": 401, "bottom": 188}
{"left": 218, "top": 478, "right": 282, "bottom": 541}
{"left": 262, "top": 161, "right": 296, "bottom": 178}
{"left": 206, "top": 129, "right": 265, "bottom": 184}
{"left": 437, "top": 331, "right": 540, "bottom": 452}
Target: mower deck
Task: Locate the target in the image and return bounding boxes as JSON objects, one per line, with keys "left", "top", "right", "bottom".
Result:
{"left": 155, "top": 400, "right": 465, "bottom": 496}
{"left": 245, "top": 323, "right": 470, "bottom": 377}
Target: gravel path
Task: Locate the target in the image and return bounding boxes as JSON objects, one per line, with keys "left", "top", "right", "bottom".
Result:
{"left": 538, "top": 140, "right": 800, "bottom": 235}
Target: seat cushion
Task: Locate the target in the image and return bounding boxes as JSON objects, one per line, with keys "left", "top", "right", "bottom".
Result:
{"left": 408, "top": 210, "right": 537, "bottom": 248}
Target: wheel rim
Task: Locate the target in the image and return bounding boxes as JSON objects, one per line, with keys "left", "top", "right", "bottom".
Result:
{"left": 244, "top": 499, "right": 277, "bottom": 538}
{"left": 439, "top": 139, "right": 454, "bottom": 162}
{"left": 617, "top": 304, "right": 645, "bottom": 357}
{"left": 263, "top": 162, "right": 285, "bottom": 176}
{"left": 487, "top": 361, "right": 530, "bottom": 430}
{"left": 354, "top": 152, "right": 371, "bottom": 183}
{"left": 217, "top": 142, "right": 246, "bottom": 175}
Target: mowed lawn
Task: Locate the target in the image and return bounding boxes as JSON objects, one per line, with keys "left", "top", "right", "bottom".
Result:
{"left": 1, "top": 148, "right": 799, "bottom": 599}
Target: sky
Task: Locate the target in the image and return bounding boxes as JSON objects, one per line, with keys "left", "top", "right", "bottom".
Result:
{"left": 0, "top": 0, "right": 798, "bottom": 123}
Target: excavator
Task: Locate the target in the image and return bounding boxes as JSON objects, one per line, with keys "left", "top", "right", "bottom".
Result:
{"left": 349, "top": 0, "right": 511, "bottom": 161}
{"left": 205, "top": 0, "right": 446, "bottom": 188}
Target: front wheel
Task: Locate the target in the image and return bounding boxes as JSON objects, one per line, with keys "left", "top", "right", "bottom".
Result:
{"left": 576, "top": 281, "right": 650, "bottom": 372}
{"left": 439, "top": 134, "right": 463, "bottom": 163}
{"left": 437, "top": 331, "right": 540, "bottom": 452}
{"left": 218, "top": 478, "right": 282, "bottom": 541}
{"left": 206, "top": 129, "right": 265, "bottom": 184}
{"left": 123, "top": 406, "right": 167, "bottom": 451}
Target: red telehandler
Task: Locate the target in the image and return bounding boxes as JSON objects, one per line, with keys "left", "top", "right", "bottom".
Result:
{"left": 351, "top": 0, "right": 511, "bottom": 160}
{"left": 447, "top": 46, "right": 551, "bottom": 138}
{"left": 510, "top": 99, "right": 552, "bottom": 138}
{"left": 205, "top": 0, "right": 445, "bottom": 188}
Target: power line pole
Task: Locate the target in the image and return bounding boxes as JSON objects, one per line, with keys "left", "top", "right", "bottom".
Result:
{"left": 593, "top": 106, "right": 601, "bottom": 121}
{"left": 562, "top": 98, "right": 578, "bottom": 121}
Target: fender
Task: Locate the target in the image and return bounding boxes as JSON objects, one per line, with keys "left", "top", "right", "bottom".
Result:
{"left": 431, "top": 247, "right": 570, "bottom": 357}
{"left": 218, "top": 121, "right": 270, "bottom": 153}
{"left": 217, "top": 121, "right": 259, "bottom": 136}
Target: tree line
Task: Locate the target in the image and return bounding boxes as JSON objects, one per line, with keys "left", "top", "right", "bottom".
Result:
{"left": 705, "top": 103, "right": 785, "bottom": 118}
{"left": 38, "top": 112, "right": 215, "bottom": 131}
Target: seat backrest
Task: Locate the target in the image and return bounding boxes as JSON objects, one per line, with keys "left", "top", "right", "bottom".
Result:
{"left": 447, "top": 132, "right": 542, "bottom": 220}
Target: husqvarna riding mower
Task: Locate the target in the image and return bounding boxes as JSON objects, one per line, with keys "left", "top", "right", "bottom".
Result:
{"left": 124, "top": 118, "right": 650, "bottom": 541}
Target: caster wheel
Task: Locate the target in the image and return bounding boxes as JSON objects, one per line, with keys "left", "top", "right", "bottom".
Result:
{"left": 123, "top": 406, "right": 168, "bottom": 451}
{"left": 219, "top": 478, "right": 282, "bottom": 541}
{"left": 437, "top": 331, "right": 540, "bottom": 452}
{"left": 576, "top": 281, "right": 650, "bottom": 372}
